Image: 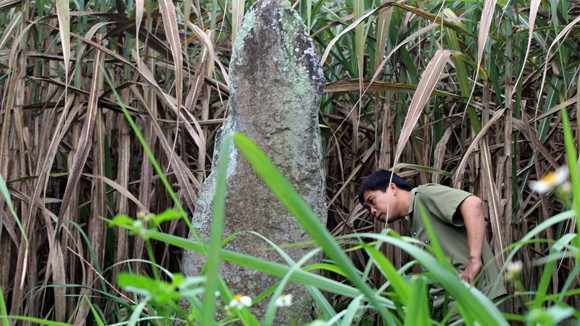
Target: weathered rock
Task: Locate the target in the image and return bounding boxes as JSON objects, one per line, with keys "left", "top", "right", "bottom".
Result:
{"left": 182, "top": 0, "right": 327, "bottom": 322}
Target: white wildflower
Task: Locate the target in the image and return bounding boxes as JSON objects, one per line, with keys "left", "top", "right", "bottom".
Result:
{"left": 505, "top": 260, "right": 523, "bottom": 281}
{"left": 307, "top": 321, "right": 328, "bottom": 326}
{"left": 275, "top": 294, "right": 293, "bottom": 307}
{"left": 506, "top": 260, "right": 523, "bottom": 274}
{"left": 229, "top": 294, "right": 252, "bottom": 309}
{"left": 529, "top": 166, "right": 569, "bottom": 194}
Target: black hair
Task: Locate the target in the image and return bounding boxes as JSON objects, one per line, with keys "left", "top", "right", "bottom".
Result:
{"left": 357, "top": 170, "right": 414, "bottom": 204}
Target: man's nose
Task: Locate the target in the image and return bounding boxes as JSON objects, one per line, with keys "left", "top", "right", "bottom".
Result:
{"left": 370, "top": 208, "right": 377, "bottom": 216}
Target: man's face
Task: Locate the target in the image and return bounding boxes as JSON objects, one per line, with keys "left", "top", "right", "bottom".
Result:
{"left": 363, "top": 185, "right": 401, "bottom": 223}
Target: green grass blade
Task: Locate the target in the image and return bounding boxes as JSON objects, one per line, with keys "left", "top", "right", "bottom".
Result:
{"left": 0, "top": 285, "right": 8, "bottom": 326}
{"left": 201, "top": 134, "right": 233, "bottom": 325}
{"left": 128, "top": 299, "right": 149, "bottom": 326}
{"left": 359, "top": 232, "right": 508, "bottom": 325}
{"left": 0, "top": 173, "right": 27, "bottom": 242}
{"left": 532, "top": 259, "right": 556, "bottom": 310}
{"left": 364, "top": 245, "right": 410, "bottom": 304}
{"left": 492, "top": 210, "right": 575, "bottom": 296}
{"left": 263, "top": 247, "right": 321, "bottom": 326}
{"left": 561, "top": 107, "right": 580, "bottom": 249}
{"left": 444, "top": 10, "right": 470, "bottom": 98}
{"left": 231, "top": 132, "right": 391, "bottom": 320}
{"left": 85, "top": 296, "right": 105, "bottom": 326}
{"left": 559, "top": 263, "right": 580, "bottom": 302}
{"left": 307, "top": 287, "right": 336, "bottom": 321}
{"left": 0, "top": 316, "right": 70, "bottom": 326}
{"left": 353, "top": 0, "right": 364, "bottom": 78}
{"left": 404, "top": 276, "right": 430, "bottom": 326}
{"left": 338, "top": 296, "right": 363, "bottom": 326}
{"left": 304, "top": 263, "right": 348, "bottom": 277}
{"left": 131, "top": 229, "right": 395, "bottom": 308}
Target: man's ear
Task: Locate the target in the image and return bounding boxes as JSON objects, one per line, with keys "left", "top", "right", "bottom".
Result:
{"left": 390, "top": 183, "right": 397, "bottom": 195}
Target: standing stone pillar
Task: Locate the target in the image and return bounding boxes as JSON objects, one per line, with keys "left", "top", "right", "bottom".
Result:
{"left": 182, "top": 0, "right": 327, "bottom": 322}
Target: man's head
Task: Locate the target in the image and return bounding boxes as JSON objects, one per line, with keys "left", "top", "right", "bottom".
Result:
{"left": 358, "top": 170, "right": 413, "bottom": 223}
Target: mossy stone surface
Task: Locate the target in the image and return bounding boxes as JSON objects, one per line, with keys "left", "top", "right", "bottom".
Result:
{"left": 183, "top": 0, "right": 326, "bottom": 322}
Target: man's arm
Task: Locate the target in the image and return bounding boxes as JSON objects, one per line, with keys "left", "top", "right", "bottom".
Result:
{"left": 458, "top": 195, "right": 486, "bottom": 284}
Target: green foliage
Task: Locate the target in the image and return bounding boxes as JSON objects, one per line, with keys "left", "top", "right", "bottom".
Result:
{"left": 0, "top": 285, "right": 7, "bottom": 326}
{"left": 404, "top": 276, "right": 430, "bottom": 326}
{"left": 99, "top": 132, "right": 574, "bottom": 325}
{"left": 0, "top": 0, "right": 578, "bottom": 324}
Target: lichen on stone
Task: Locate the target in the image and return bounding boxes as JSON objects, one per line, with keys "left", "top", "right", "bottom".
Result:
{"left": 276, "top": 8, "right": 313, "bottom": 96}
{"left": 231, "top": 8, "right": 258, "bottom": 65}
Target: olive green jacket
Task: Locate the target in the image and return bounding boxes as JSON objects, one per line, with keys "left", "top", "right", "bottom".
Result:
{"left": 406, "top": 184, "right": 507, "bottom": 308}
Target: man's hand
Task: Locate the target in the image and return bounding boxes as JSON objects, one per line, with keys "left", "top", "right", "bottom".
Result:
{"left": 458, "top": 196, "right": 486, "bottom": 284}
{"left": 461, "top": 258, "right": 483, "bottom": 284}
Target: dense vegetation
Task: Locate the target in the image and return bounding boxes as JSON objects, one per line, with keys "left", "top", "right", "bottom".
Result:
{"left": 0, "top": 0, "right": 578, "bottom": 324}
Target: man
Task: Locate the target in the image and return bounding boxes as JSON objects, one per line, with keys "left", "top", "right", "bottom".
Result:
{"left": 358, "top": 170, "right": 506, "bottom": 314}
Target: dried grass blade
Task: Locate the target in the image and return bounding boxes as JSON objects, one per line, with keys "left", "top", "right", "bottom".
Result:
{"left": 480, "top": 139, "right": 505, "bottom": 266}
{"left": 45, "top": 214, "right": 67, "bottom": 322}
{"left": 88, "top": 173, "right": 148, "bottom": 211}
{"left": 133, "top": 52, "right": 204, "bottom": 150}
{"left": 0, "top": 178, "right": 27, "bottom": 302}
{"left": 452, "top": 108, "right": 506, "bottom": 188}
{"left": 0, "top": 49, "right": 17, "bottom": 169}
{"left": 129, "top": 67, "right": 201, "bottom": 212}
{"left": 57, "top": 50, "right": 103, "bottom": 225}
{"left": 512, "top": 0, "right": 541, "bottom": 97}
{"left": 329, "top": 146, "right": 374, "bottom": 206}
{"left": 0, "top": 208, "right": 18, "bottom": 246}
{"left": 530, "top": 97, "right": 577, "bottom": 123}
{"left": 232, "top": 0, "right": 245, "bottom": 44}
{"left": 512, "top": 118, "right": 559, "bottom": 169}
{"left": 393, "top": 50, "right": 453, "bottom": 166}
{"left": 353, "top": 0, "right": 364, "bottom": 78}
{"left": 0, "top": 12, "right": 21, "bottom": 50}
{"left": 89, "top": 106, "right": 107, "bottom": 280}
{"left": 476, "top": 0, "right": 497, "bottom": 75}
{"left": 321, "top": 2, "right": 468, "bottom": 66}
{"left": 325, "top": 80, "right": 415, "bottom": 93}
{"left": 70, "top": 31, "right": 133, "bottom": 67}
{"left": 374, "top": 7, "right": 392, "bottom": 72}
{"left": 431, "top": 128, "right": 452, "bottom": 184}
{"left": 158, "top": 0, "right": 183, "bottom": 109}
{"left": 379, "top": 101, "right": 392, "bottom": 169}
{"left": 55, "top": 0, "right": 70, "bottom": 76}
{"left": 135, "top": 0, "right": 144, "bottom": 62}
{"left": 320, "top": 3, "right": 385, "bottom": 65}
{"left": 533, "top": 15, "right": 580, "bottom": 112}
{"left": 73, "top": 94, "right": 107, "bottom": 325}
{"left": 185, "top": 21, "right": 216, "bottom": 67}
{"left": 0, "top": 0, "right": 20, "bottom": 11}
{"left": 25, "top": 96, "right": 74, "bottom": 241}
{"left": 183, "top": 0, "right": 194, "bottom": 29}
{"left": 369, "top": 22, "right": 438, "bottom": 95}
{"left": 113, "top": 113, "right": 131, "bottom": 278}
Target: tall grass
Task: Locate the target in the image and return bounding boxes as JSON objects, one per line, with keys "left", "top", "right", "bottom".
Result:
{"left": 0, "top": 0, "right": 578, "bottom": 323}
